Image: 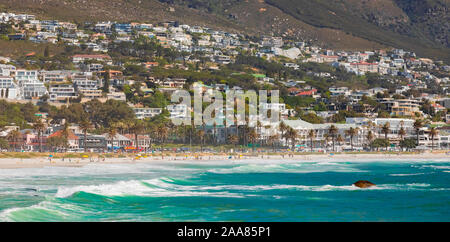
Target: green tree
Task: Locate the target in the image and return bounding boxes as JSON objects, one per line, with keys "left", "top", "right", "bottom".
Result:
{"left": 381, "top": 122, "right": 391, "bottom": 150}
{"left": 327, "top": 125, "right": 338, "bottom": 152}
{"left": 429, "top": 127, "right": 439, "bottom": 150}
{"left": 0, "top": 138, "right": 9, "bottom": 150}
{"left": 79, "top": 119, "right": 92, "bottom": 152}
{"left": 44, "top": 46, "right": 50, "bottom": 58}
{"left": 32, "top": 118, "right": 46, "bottom": 152}
{"left": 413, "top": 119, "right": 423, "bottom": 146}
{"left": 371, "top": 139, "right": 390, "bottom": 151}
{"left": 345, "top": 127, "right": 358, "bottom": 151}
{"left": 308, "top": 129, "right": 316, "bottom": 152}
{"left": 102, "top": 71, "right": 110, "bottom": 93}
{"left": 7, "top": 129, "right": 22, "bottom": 151}
{"left": 131, "top": 120, "right": 146, "bottom": 150}
{"left": 400, "top": 138, "right": 416, "bottom": 151}
{"left": 107, "top": 125, "right": 118, "bottom": 152}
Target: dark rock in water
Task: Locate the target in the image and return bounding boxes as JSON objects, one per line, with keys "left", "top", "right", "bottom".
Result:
{"left": 353, "top": 180, "right": 376, "bottom": 188}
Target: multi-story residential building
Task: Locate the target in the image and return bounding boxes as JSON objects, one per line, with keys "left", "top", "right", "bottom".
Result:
{"left": 167, "top": 104, "right": 189, "bottom": 120}
{"left": 106, "top": 92, "right": 126, "bottom": 102}
{"left": 78, "top": 89, "right": 103, "bottom": 100}
{"left": 379, "top": 98, "right": 421, "bottom": 117}
{"left": 0, "top": 76, "right": 18, "bottom": 99}
{"left": 329, "top": 87, "right": 351, "bottom": 97}
{"left": 114, "top": 23, "right": 132, "bottom": 33}
{"left": 133, "top": 107, "right": 163, "bottom": 119}
{"left": 283, "top": 119, "right": 363, "bottom": 151}
{"left": 73, "top": 74, "right": 101, "bottom": 90}
{"left": 72, "top": 54, "right": 112, "bottom": 65}
{"left": 156, "top": 78, "right": 186, "bottom": 89}
{"left": 14, "top": 69, "right": 39, "bottom": 83}
{"left": 49, "top": 84, "right": 77, "bottom": 103}
{"left": 81, "top": 63, "right": 104, "bottom": 72}
{"left": 349, "top": 62, "right": 379, "bottom": 75}
{"left": 77, "top": 134, "right": 107, "bottom": 152}
{"left": 417, "top": 128, "right": 450, "bottom": 150}
{"left": 41, "top": 70, "right": 72, "bottom": 83}
{"left": 22, "top": 82, "right": 48, "bottom": 99}
{"left": 0, "top": 64, "right": 16, "bottom": 76}
{"left": 373, "top": 118, "right": 415, "bottom": 143}
{"left": 15, "top": 70, "right": 47, "bottom": 99}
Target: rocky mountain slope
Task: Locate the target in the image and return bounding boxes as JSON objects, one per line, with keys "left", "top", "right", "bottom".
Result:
{"left": 0, "top": 0, "right": 448, "bottom": 62}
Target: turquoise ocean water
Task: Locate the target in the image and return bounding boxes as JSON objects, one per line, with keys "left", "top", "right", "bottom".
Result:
{"left": 0, "top": 158, "right": 449, "bottom": 222}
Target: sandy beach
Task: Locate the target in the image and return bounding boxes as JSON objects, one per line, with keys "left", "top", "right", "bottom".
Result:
{"left": 0, "top": 152, "right": 449, "bottom": 169}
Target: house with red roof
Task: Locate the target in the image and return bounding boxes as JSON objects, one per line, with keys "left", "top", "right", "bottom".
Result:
{"left": 48, "top": 130, "right": 79, "bottom": 150}
{"left": 296, "top": 89, "right": 318, "bottom": 97}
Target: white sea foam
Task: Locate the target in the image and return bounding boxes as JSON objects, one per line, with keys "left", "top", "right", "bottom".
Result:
{"left": 390, "top": 173, "right": 427, "bottom": 176}
{"left": 55, "top": 179, "right": 245, "bottom": 198}
{"left": 143, "top": 178, "right": 433, "bottom": 192}
{"left": 0, "top": 200, "right": 70, "bottom": 222}
{"left": 208, "top": 163, "right": 365, "bottom": 174}
{"left": 420, "top": 165, "right": 450, "bottom": 170}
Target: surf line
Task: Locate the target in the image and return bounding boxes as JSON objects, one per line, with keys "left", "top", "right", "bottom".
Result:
{"left": 177, "top": 226, "right": 212, "bottom": 240}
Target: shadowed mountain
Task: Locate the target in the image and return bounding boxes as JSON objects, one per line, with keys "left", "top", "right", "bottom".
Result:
{"left": 0, "top": 0, "right": 448, "bottom": 62}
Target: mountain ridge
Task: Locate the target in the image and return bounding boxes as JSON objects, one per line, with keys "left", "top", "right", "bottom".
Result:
{"left": 0, "top": 0, "right": 448, "bottom": 62}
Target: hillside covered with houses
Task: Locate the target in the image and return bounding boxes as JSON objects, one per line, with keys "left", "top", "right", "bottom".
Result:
{"left": 0, "top": 11, "right": 449, "bottom": 153}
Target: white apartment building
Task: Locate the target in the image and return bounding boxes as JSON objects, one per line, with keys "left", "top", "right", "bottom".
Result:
{"left": 73, "top": 74, "right": 101, "bottom": 90}
{"left": 133, "top": 107, "right": 163, "bottom": 120}
{"left": 49, "top": 84, "right": 77, "bottom": 102}
{"left": 0, "top": 76, "right": 18, "bottom": 99}
{"left": 15, "top": 70, "right": 47, "bottom": 99}
{"left": 41, "top": 70, "right": 72, "bottom": 83}
{"left": 167, "top": 104, "right": 189, "bottom": 120}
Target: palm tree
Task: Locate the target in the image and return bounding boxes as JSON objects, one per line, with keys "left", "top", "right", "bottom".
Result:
{"left": 131, "top": 120, "right": 145, "bottom": 151}
{"left": 366, "top": 131, "right": 375, "bottom": 151}
{"left": 157, "top": 124, "right": 169, "bottom": 154}
{"left": 345, "top": 127, "right": 358, "bottom": 151}
{"left": 145, "top": 122, "right": 156, "bottom": 152}
{"left": 279, "top": 121, "right": 288, "bottom": 145}
{"left": 381, "top": 122, "right": 390, "bottom": 150}
{"left": 337, "top": 134, "right": 344, "bottom": 149}
{"left": 32, "top": 118, "right": 46, "bottom": 152}
{"left": 327, "top": 125, "right": 338, "bottom": 152}
{"left": 107, "top": 126, "right": 118, "bottom": 152}
{"left": 413, "top": 119, "right": 423, "bottom": 146}
{"left": 267, "top": 134, "right": 279, "bottom": 152}
{"left": 264, "top": 124, "right": 271, "bottom": 145}
{"left": 248, "top": 128, "right": 258, "bottom": 152}
{"left": 115, "top": 121, "right": 125, "bottom": 134}
{"left": 256, "top": 120, "right": 262, "bottom": 147}
{"left": 61, "top": 122, "right": 70, "bottom": 152}
{"left": 307, "top": 129, "right": 316, "bottom": 152}
{"left": 228, "top": 134, "right": 239, "bottom": 150}
{"left": 197, "top": 129, "right": 205, "bottom": 152}
{"left": 79, "top": 119, "right": 92, "bottom": 152}
{"left": 284, "top": 127, "right": 298, "bottom": 149}
{"left": 429, "top": 127, "right": 439, "bottom": 150}
{"left": 323, "top": 133, "right": 331, "bottom": 150}
{"left": 7, "top": 129, "right": 22, "bottom": 152}
{"left": 398, "top": 127, "right": 406, "bottom": 151}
